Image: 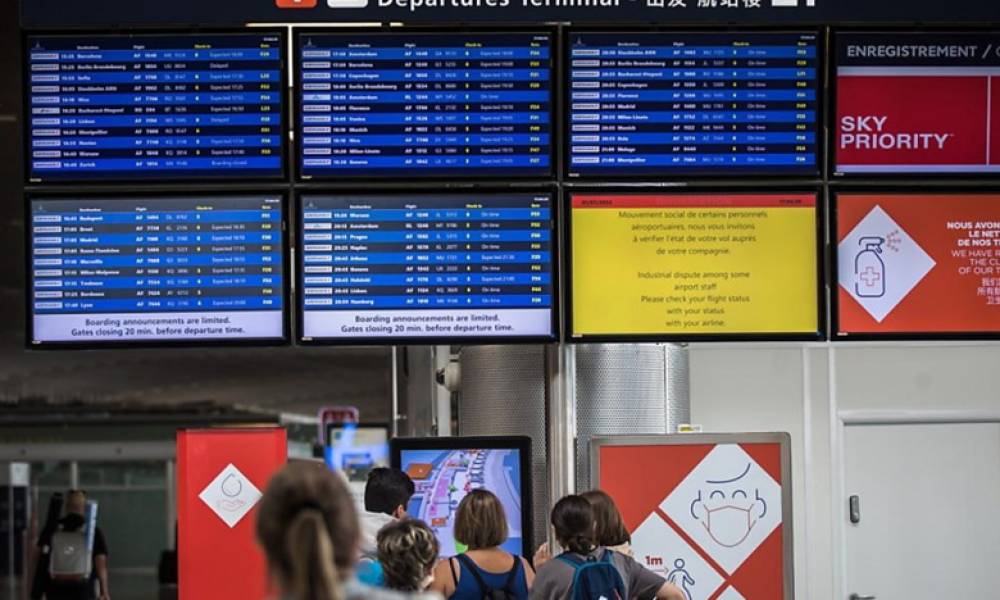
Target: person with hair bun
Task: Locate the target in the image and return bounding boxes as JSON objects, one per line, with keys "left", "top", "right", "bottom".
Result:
{"left": 377, "top": 519, "right": 440, "bottom": 592}
{"left": 255, "top": 461, "right": 438, "bottom": 600}
{"left": 530, "top": 495, "right": 684, "bottom": 600}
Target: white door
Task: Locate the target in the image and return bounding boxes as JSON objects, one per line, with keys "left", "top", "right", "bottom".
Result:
{"left": 844, "top": 422, "right": 1000, "bottom": 600}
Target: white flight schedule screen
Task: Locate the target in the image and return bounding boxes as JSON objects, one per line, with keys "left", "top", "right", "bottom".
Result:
{"left": 30, "top": 195, "right": 286, "bottom": 345}
{"left": 299, "top": 193, "right": 556, "bottom": 343}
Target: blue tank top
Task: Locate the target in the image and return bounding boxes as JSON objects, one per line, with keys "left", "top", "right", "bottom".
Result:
{"left": 449, "top": 553, "right": 530, "bottom": 600}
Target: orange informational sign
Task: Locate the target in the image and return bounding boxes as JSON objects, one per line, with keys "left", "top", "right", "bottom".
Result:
{"left": 836, "top": 193, "right": 1000, "bottom": 336}
{"left": 593, "top": 434, "right": 792, "bottom": 600}
{"left": 177, "top": 428, "right": 287, "bottom": 600}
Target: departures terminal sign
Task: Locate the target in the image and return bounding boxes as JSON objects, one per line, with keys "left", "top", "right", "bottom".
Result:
{"left": 20, "top": 0, "right": 1000, "bottom": 27}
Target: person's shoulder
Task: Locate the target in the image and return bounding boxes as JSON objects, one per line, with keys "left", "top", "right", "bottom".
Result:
{"left": 534, "top": 554, "right": 574, "bottom": 578}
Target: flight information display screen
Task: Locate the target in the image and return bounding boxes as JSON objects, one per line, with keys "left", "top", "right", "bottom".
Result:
{"left": 26, "top": 32, "right": 285, "bottom": 182}
{"left": 30, "top": 195, "right": 286, "bottom": 345}
{"left": 297, "top": 32, "right": 553, "bottom": 178}
{"left": 567, "top": 31, "right": 819, "bottom": 177}
{"left": 299, "top": 193, "right": 555, "bottom": 342}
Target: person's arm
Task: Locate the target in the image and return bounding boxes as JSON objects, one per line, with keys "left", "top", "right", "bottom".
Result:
{"left": 429, "top": 558, "right": 457, "bottom": 598}
{"left": 654, "top": 582, "right": 684, "bottom": 600}
{"left": 95, "top": 553, "right": 110, "bottom": 600}
{"left": 92, "top": 528, "right": 110, "bottom": 600}
{"left": 532, "top": 543, "right": 551, "bottom": 570}
{"left": 520, "top": 556, "right": 536, "bottom": 589}
{"left": 621, "top": 553, "right": 668, "bottom": 600}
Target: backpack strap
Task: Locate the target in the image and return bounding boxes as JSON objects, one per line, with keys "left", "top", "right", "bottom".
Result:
{"left": 555, "top": 552, "right": 586, "bottom": 568}
{"left": 449, "top": 557, "right": 460, "bottom": 589}
{"left": 501, "top": 555, "right": 521, "bottom": 592}
{"left": 456, "top": 554, "right": 491, "bottom": 598}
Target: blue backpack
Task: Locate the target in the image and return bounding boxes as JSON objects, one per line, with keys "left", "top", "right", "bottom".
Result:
{"left": 557, "top": 550, "right": 626, "bottom": 600}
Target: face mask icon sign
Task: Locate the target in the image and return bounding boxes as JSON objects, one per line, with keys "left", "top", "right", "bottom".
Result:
{"left": 689, "top": 463, "right": 767, "bottom": 548}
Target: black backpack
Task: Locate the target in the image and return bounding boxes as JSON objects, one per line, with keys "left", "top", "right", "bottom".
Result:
{"left": 454, "top": 554, "right": 521, "bottom": 600}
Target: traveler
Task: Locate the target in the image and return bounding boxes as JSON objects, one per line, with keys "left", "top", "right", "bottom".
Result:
{"left": 44, "top": 489, "right": 110, "bottom": 600}
{"left": 580, "top": 490, "right": 633, "bottom": 558}
{"left": 530, "top": 495, "right": 683, "bottom": 600}
{"left": 377, "top": 518, "right": 440, "bottom": 592}
{"left": 358, "top": 467, "right": 417, "bottom": 586}
{"left": 429, "top": 490, "right": 534, "bottom": 600}
{"left": 255, "top": 461, "right": 437, "bottom": 600}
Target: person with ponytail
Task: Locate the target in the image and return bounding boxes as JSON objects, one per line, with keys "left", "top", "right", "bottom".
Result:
{"left": 529, "top": 496, "right": 684, "bottom": 600}
{"left": 256, "top": 461, "right": 439, "bottom": 600}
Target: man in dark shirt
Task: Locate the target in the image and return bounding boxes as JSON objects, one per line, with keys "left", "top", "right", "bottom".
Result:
{"left": 44, "top": 489, "right": 110, "bottom": 600}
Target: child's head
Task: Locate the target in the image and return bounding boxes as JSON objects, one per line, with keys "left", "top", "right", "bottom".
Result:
{"left": 377, "top": 518, "right": 440, "bottom": 591}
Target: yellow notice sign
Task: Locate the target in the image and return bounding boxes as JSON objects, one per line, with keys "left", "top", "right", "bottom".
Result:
{"left": 571, "top": 193, "right": 819, "bottom": 337}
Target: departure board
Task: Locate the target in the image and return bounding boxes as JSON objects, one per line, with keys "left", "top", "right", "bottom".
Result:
{"left": 297, "top": 32, "right": 553, "bottom": 179}
{"left": 299, "top": 193, "right": 555, "bottom": 342}
{"left": 26, "top": 32, "right": 285, "bottom": 182}
{"left": 567, "top": 32, "right": 819, "bottom": 178}
{"left": 30, "top": 195, "right": 286, "bottom": 345}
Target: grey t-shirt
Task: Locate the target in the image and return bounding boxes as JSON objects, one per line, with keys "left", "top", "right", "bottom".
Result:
{"left": 529, "top": 548, "right": 666, "bottom": 600}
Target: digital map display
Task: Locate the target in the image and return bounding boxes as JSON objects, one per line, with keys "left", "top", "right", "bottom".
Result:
{"left": 401, "top": 448, "right": 523, "bottom": 556}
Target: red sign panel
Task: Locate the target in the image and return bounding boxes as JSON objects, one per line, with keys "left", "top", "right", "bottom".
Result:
{"left": 835, "top": 31, "right": 1000, "bottom": 175}
{"left": 836, "top": 193, "right": 1000, "bottom": 336}
{"left": 596, "top": 437, "right": 789, "bottom": 600}
{"left": 836, "top": 75, "right": 991, "bottom": 171}
{"left": 177, "top": 428, "right": 287, "bottom": 600}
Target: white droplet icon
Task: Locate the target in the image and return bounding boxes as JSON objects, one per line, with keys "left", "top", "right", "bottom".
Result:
{"left": 221, "top": 473, "right": 243, "bottom": 497}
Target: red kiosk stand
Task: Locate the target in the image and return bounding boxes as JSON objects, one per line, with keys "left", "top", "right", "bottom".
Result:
{"left": 177, "top": 428, "right": 287, "bottom": 600}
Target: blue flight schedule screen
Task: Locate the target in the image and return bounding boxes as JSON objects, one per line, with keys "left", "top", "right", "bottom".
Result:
{"left": 298, "top": 32, "right": 552, "bottom": 178}
{"left": 26, "top": 33, "right": 284, "bottom": 182}
{"left": 567, "top": 32, "right": 819, "bottom": 177}
{"left": 30, "top": 195, "right": 286, "bottom": 345}
{"left": 299, "top": 193, "right": 555, "bottom": 342}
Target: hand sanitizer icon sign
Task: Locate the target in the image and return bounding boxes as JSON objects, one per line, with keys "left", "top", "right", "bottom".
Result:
{"left": 855, "top": 237, "right": 886, "bottom": 298}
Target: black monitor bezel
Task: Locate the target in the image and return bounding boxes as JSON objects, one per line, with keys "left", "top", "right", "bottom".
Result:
{"left": 390, "top": 435, "right": 534, "bottom": 559}
{"left": 24, "top": 189, "right": 293, "bottom": 349}
{"left": 292, "top": 26, "right": 559, "bottom": 183}
{"left": 829, "top": 186, "right": 1000, "bottom": 341}
{"left": 561, "top": 26, "right": 826, "bottom": 182}
{"left": 294, "top": 186, "right": 561, "bottom": 346}
{"left": 21, "top": 28, "right": 291, "bottom": 185}
{"left": 828, "top": 27, "right": 1000, "bottom": 181}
